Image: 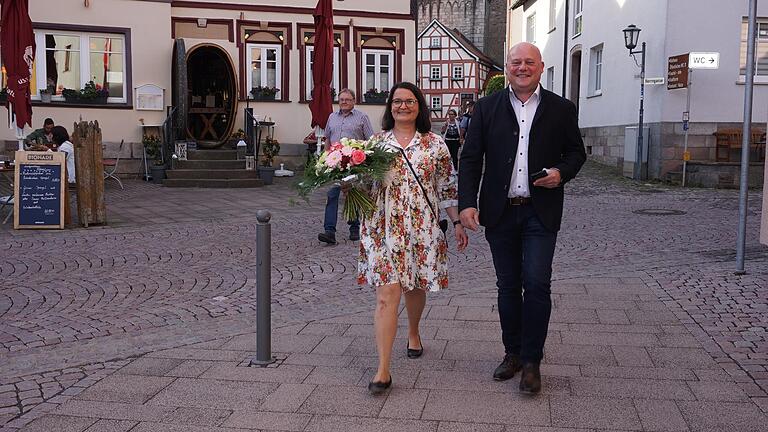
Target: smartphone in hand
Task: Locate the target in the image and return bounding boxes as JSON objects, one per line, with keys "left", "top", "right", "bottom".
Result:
{"left": 530, "top": 169, "right": 548, "bottom": 182}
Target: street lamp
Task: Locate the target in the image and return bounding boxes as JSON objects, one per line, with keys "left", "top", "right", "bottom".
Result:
{"left": 623, "top": 24, "right": 646, "bottom": 180}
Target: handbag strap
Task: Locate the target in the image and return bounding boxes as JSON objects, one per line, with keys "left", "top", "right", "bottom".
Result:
{"left": 395, "top": 146, "right": 444, "bottom": 234}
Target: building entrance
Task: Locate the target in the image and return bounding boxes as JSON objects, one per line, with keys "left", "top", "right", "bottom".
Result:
{"left": 185, "top": 44, "right": 237, "bottom": 148}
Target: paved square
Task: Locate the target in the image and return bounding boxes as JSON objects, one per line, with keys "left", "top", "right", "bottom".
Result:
{"left": 1, "top": 162, "right": 767, "bottom": 430}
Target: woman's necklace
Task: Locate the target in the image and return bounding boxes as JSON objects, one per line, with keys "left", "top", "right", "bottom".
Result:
{"left": 394, "top": 130, "right": 415, "bottom": 144}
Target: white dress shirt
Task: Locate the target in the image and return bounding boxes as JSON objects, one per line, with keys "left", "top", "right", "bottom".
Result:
{"left": 508, "top": 85, "right": 541, "bottom": 198}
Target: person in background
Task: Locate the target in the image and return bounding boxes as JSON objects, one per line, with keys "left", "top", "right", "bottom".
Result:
{"left": 24, "top": 118, "right": 56, "bottom": 149}
{"left": 317, "top": 88, "right": 375, "bottom": 245}
{"left": 458, "top": 100, "right": 474, "bottom": 144}
{"left": 440, "top": 108, "right": 461, "bottom": 170}
{"left": 51, "top": 126, "right": 76, "bottom": 185}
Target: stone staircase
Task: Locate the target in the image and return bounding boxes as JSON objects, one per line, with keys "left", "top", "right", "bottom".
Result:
{"left": 164, "top": 149, "right": 263, "bottom": 188}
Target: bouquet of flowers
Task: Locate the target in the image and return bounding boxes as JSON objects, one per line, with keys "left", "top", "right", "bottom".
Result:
{"left": 297, "top": 137, "right": 397, "bottom": 220}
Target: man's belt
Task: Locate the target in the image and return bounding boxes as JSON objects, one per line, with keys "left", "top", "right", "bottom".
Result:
{"left": 508, "top": 197, "right": 532, "bottom": 206}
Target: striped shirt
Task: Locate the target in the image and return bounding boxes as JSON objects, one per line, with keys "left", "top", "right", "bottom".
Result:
{"left": 325, "top": 108, "right": 375, "bottom": 144}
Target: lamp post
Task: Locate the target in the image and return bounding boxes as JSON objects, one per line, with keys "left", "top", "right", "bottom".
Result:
{"left": 623, "top": 24, "right": 646, "bottom": 180}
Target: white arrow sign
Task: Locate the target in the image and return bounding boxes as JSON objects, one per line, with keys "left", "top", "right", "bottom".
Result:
{"left": 689, "top": 52, "right": 719, "bottom": 69}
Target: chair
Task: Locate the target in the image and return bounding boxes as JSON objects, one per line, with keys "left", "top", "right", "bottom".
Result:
{"left": 103, "top": 139, "right": 124, "bottom": 190}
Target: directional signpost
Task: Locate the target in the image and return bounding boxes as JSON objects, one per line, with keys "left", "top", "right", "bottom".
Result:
{"left": 667, "top": 52, "right": 719, "bottom": 186}
{"left": 667, "top": 54, "right": 689, "bottom": 90}
{"left": 689, "top": 52, "right": 720, "bottom": 69}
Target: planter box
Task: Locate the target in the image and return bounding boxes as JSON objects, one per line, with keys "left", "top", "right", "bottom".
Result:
{"left": 251, "top": 91, "right": 277, "bottom": 101}
{"left": 364, "top": 95, "right": 387, "bottom": 104}
{"left": 63, "top": 96, "right": 108, "bottom": 105}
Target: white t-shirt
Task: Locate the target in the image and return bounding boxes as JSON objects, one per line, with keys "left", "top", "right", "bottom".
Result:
{"left": 58, "top": 141, "right": 76, "bottom": 183}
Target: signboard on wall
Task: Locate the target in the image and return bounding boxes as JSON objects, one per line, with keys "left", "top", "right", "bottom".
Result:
{"left": 14, "top": 151, "right": 65, "bottom": 230}
{"left": 667, "top": 53, "right": 690, "bottom": 90}
{"left": 135, "top": 84, "right": 165, "bottom": 111}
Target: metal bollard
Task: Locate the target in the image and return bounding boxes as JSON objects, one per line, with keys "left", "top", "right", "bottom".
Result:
{"left": 250, "top": 210, "right": 276, "bottom": 366}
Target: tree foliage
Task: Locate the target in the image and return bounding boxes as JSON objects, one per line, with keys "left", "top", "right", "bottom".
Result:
{"left": 485, "top": 74, "right": 506, "bottom": 96}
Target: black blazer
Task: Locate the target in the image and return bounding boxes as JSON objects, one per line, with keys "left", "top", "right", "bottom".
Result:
{"left": 458, "top": 88, "right": 586, "bottom": 232}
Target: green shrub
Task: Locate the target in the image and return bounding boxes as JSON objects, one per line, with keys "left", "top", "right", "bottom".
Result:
{"left": 485, "top": 75, "right": 506, "bottom": 96}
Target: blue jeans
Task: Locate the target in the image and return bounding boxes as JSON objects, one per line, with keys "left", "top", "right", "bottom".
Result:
{"left": 484, "top": 203, "right": 557, "bottom": 363}
{"left": 324, "top": 185, "right": 360, "bottom": 234}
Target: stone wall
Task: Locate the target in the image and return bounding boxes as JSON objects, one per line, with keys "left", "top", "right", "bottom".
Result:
{"left": 582, "top": 122, "right": 766, "bottom": 187}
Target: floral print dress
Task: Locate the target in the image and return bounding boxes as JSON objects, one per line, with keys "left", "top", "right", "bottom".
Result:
{"left": 357, "top": 131, "right": 458, "bottom": 292}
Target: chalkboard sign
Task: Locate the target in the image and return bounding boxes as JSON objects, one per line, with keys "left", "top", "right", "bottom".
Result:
{"left": 14, "top": 151, "right": 65, "bottom": 230}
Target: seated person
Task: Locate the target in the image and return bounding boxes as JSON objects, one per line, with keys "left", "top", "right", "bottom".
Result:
{"left": 51, "top": 126, "right": 76, "bottom": 185}
{"left": 24, "top": 118, "right": 56, "bottom": 149}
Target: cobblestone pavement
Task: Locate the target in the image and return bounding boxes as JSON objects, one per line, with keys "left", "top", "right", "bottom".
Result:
{"left": 0, "top": 162, "right": 766, "bottom": 430}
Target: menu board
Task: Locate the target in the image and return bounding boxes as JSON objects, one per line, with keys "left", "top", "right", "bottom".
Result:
{"left": 14, "top": 151, "right": 65, "bottom": 229}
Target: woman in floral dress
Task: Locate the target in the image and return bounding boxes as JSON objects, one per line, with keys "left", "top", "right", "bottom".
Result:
{"left": 358, "top": 82, "right": 469, "bottom": 394}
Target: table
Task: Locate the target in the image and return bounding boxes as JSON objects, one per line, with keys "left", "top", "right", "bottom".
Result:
{"left": 189, "top": 108, "right": 227, "bottom": 140}
{"left": 0, "top": 165, "right": 15, "bottom": 225}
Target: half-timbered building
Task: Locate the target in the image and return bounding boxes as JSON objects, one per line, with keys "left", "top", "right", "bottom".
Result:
{"left": 417, "top": 19, "right": 501, "bottom": 121}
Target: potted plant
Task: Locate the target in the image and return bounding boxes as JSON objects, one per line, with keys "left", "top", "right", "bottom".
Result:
{"left": 229, "top": 128, "right": 246, "bottom": 149}
{"left": 258, "top": 137, "right": 280, "bottom": 185}
{"left": 62, "top": 88, "right": 79, "bottom": 103}
{"left": 143, "top": 135, "right": 165, "bottom": 184}
{"left": 364, "top": 88, "right": 388, "bottom": 104}
{"left": 39, "top": 84, "right": 55, "bottom": 103}
{"left": 251, "top": 86, "right": 279, "bottom": 101}
{"left": 78, "top": 80, "right": 109, "bottom": 104}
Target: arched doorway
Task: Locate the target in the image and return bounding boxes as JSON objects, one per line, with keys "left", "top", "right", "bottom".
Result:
{"left": 569, "top": 46, "right": 582, "bottom": 114}
{"left": 185, "top": 44, "right": 237, "bottom": 148}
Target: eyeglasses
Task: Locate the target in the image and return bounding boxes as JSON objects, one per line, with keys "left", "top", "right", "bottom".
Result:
{"left": 392, "top": 99, "right": 417, "bottom": 107}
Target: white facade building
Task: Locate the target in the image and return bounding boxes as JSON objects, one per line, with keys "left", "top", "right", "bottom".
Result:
{"left": 418, "top": 19, "right": 502, "bottom": 120}
{"left": 507, "top": 0, "right": 767, "bottom": 190}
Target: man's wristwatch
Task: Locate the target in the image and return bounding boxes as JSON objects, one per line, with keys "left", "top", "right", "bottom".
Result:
{"left": 453, "top": 220, "right": 462, "bottom": 227}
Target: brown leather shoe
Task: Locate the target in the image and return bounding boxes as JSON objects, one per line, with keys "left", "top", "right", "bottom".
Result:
{"left": 519, "top": 362, "right": 542, "bottom": 394}
{"left": 493, "top": 354, "right": 522, "bottom": 381}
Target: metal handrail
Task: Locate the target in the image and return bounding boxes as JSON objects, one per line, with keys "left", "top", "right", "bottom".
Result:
{"left": 244, "top": 108, "right": 259, "bottom": 158}
{"left": 161, "top": 106, "right": 178, "bottom": 169}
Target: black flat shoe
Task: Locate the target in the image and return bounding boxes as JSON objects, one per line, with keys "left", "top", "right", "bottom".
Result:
{"left": 367, "top": 376, "right": 392, "bottom": 395}
{"left": 407, "top": 339, "right": 424, "bottom": 359}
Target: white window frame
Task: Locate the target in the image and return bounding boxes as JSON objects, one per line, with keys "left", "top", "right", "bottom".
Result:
{"left": 741, "top": 19, "right": 768, "bottom": 82}
{"left": 362, "top": 49, "right": 394, "bottom": 94}
{"left": 430, "top": 65, "right": 441, "bottom": 81}
{"left": 305, "top": 45, "right": 340, "bottom": 101}
{"left": 452, "top": 65, "right": 464, "bottom": 80}
{"left": 246, "top": 43, "right": 283, "bottom": 97}
{"left": 526, "top": 13, "right": 536, "bottom": 44}
{"left": 430, "top": 36, "right": 441, "bottom": 48}
{"left": 549, "top": 0, "right": 557, "bottom": 31}
{"left": 32, "top": 30, "right": 128, "bottom": 103}
{"left": 430, "top": 96, "right": 441, "bottom": 111}
{"left": 546, "top": 66, "right": 555, "bottom": 91}
{"left": 573, "top": 0, "right": 583, "bottom": 37}
{"left": 589, "top": 44, "right": 603, "bottom": 96}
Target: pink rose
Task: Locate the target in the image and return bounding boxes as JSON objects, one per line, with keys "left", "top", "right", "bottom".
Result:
{"left": 350, "top": 149, "right": 367, "bottom": 165}
{"left": 330, "top": 142, "right": 343, "bottom": 151}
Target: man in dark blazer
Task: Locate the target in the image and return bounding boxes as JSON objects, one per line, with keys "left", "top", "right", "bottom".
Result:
{"left": 458, "top": 42, "right": 586, "bottom": 394}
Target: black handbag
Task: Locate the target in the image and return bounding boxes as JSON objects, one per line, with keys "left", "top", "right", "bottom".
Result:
{"left": 395, "top": 146, "right": 448, "bottom": 235}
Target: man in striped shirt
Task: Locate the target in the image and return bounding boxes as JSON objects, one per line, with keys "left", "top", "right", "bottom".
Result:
{"left": 318, "top": 88, "right": 375, "bottom": 245}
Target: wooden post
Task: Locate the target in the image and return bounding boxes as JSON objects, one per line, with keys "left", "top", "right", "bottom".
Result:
{"left": 71, "top": 120, "right": 107, "bottom": 227}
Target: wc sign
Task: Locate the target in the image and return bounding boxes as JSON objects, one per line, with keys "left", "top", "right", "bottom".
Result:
{"left": 689, "top": 52, "right": 719, "bottom": 69}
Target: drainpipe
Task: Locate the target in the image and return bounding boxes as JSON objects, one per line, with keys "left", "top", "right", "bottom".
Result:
{"left": 561, "top": 0, "right": 570, "bottom": 97}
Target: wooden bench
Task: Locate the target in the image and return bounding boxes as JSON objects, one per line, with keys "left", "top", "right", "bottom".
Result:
{"left": 713, "top": 128, "right": 765, "bottom": 162}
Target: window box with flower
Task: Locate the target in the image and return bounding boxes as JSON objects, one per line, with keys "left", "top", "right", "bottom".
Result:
{"left": 251, "top": 86, "right": 280, "bottom": 101}
{"left": 62, "top": 80, "right": 109, "bottom": 104}
{"left": 364, "top": 88, "right": 388, "bottom": 104}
